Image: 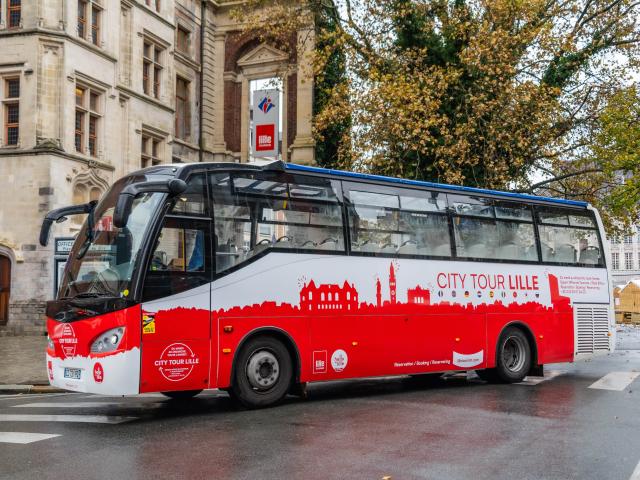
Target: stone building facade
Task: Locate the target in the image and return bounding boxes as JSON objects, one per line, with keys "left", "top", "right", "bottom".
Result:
{"left": 0, "top": 0, "right": 315, "bottom": 334}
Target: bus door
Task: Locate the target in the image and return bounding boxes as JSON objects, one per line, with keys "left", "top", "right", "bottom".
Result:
{"left": 139, "top": 178, "right": 214, "bottom": 393}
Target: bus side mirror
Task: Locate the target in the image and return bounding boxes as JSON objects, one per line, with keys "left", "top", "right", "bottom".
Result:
{"left": 113, "top": 179, "right": 188, "bottom": 229}
{"left": 39, "top": 202, "right": 96, "bottom": 247}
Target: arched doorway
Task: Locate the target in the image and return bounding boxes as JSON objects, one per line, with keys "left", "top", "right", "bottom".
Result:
{"left": 0, "top": 254, "right": 10, "bottom": 325}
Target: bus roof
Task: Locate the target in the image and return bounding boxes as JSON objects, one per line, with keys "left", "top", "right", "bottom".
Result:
{"left": 283, "top": 163, "right": 589, "bottom": 208}
{"left": 169, "top": 160, "right": 589, "bottom": 208}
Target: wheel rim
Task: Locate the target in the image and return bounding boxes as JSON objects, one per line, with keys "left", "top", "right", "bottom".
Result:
{"left": 502, "top": 336, "right": 526, "bottom": 373}
{"left": 246, "top": 349, "right": 280, "bottom": 391}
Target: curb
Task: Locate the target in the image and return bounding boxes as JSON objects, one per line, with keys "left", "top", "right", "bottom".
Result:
{"left": 0, "top": 384, "right": 66, "bottom": 394}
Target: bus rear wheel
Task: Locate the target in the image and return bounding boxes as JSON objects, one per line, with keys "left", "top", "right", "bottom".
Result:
{"left": 479, "top": 327, "right": 532, "bottom": 384}
{"left": 231, "top": 336, "right": 293, "bottom": 409}
{"left": 161, "top": 389, "right": 203, "bottom": 400}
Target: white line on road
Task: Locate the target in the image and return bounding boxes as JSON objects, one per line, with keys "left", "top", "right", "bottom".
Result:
{"left": 13, "top": 402, "right": 132, "bottom": 408}
{"left": 517, "top": 370, "right": 565, "bottom": 386}
{"left": 0, "top": 414, "right": 137, "bottom": 424}
{"left": 589, "top": 372, "right": 640, "bottom": 391}
{"left": 629, "top": 460, "right": 640, "bottom": 480}
{"left": 0, "top": 432, "right": 61, "bottom": 444}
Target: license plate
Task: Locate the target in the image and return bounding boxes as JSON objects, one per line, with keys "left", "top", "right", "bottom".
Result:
{"left": 63, "top": 368, "right": 82, "bottom": 380}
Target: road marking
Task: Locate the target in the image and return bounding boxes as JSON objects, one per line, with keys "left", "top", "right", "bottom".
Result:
{"left": 0, "top": 432, "right": 60, "bottom": 445}
{"left": 589, "top": 372, "right": 640, "bottom": 391}
{"left": 13, "top": 402, "right": 129, "bottom": 408}
{"left": 630, "top": 459, "right": 640, "bottom": 480}
{"left": 517, "top": 370, "right": 565, "bottom": 386}
{"left": 0, "top": 414, "right": 137, "bottom": 424}
{"left": 0, "top": 432, "right": 61, "bottom": 444}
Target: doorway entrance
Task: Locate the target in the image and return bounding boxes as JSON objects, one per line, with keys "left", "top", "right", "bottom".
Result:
{"left": 0, "top": 255, "right": 10, "bottom": 324}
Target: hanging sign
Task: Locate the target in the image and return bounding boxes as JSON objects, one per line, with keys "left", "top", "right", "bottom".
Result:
{"left": 252, "top": 89, "right": 279, "bottom": 158}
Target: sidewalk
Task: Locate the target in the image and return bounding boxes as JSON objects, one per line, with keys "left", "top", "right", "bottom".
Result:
{"left": 0, "top": 336, "right": 49, "bottom": 385}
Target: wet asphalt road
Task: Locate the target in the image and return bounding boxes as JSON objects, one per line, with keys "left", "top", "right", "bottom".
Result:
{"left": 1, "top": 346, "right": 639, "bottom": 479}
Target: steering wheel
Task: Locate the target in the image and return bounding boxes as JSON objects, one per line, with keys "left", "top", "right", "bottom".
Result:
{"left": 257, "top": 239, "right": 271, "bottom": 246}
{"left": 277, "top": 236, "right": 291, "bottom": 243}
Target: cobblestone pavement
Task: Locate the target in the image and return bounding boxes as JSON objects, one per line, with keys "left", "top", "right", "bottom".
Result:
{"left": 0, "top": 336, "right": 47, "bottom": 385}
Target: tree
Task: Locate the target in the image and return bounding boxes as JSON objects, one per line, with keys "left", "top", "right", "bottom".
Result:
{"left": 234, "top": 0, "right": 640, "bottom": 230}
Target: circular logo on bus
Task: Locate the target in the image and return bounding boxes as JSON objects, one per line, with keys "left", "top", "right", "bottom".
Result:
{"left": 156, "top": 343, "right": 200, "bottom": 382}
{"left": 331, "top": 349, "right": 348, "bottom": 373}
{"left": 93, "top": 363, "right": 104, "bottom": 383}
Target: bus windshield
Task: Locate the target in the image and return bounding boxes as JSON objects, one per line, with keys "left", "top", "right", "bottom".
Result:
{"left": 58, "top": 176, "right": 164, "bottom": 299}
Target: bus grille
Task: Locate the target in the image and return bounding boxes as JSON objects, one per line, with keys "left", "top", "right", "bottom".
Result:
{"left": 576, "top": 305, "right": 611, "bottom": 354}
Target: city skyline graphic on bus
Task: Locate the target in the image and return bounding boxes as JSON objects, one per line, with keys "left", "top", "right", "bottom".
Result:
{"left": 204, "top": 262, "right": 572, "bottom": 318}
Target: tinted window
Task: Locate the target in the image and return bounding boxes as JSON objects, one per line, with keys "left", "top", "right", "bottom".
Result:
{"left": 347, "top": 184, "right": 450, "bottom": 257}
{"left": 536, "top": 207, "right": 602, "bottom": 265}
{"left": 169, "top": 173, "right": 208, "bottom": 217}
{"left": 452, "top": 198, "right": 537, "bottom": 261}
{"left": 211, "top": 172, "right": 345, "bottom": 274}
{"left": 448, "top": 194, "right": 494, "bottom": 218}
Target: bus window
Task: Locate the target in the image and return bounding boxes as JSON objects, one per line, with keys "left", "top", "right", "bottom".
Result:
{"left": 448, "top": 194, "right": 493, "bottom": 218}
{"left": 169, "top": 173, "right": 209, "bottom": 217}
{"left": 537, "top": 208, "right": 602, "bottom": 265}
{"left": 143, "top": 217, "right": 212, "bottom": 300}
{"left": 210, "top": 172, "right": 345, "bottom": 274}
{"left": 398, "top": 191, "right": 450, "bottom": 256}
{"left": 348, "top": 190, "right": 400, "bottom": 254}
{"left": 347, "top": 185, "right": 451, "bottom": 257}
{"left": 452, "top": 199, "right": 537, "bottom": 261}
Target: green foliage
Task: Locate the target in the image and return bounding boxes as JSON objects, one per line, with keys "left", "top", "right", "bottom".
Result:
{"left": 313, "top": 2, "right": 351, "bottom": 169}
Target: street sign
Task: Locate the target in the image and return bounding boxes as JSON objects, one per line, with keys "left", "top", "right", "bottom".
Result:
{"left": 252, "top": 89, "right": 279, "bottom": 158}
{"left": 54, "top": 237, "right": 75, "bottom": 296}
{"left": 54, "top": 237, "right": 75, "bottom": 256}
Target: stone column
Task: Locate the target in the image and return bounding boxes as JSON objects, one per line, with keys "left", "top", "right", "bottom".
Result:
{"left": 202, "top": 26, "right": 229, "bottom": 161}
{"left": 240, "top": 75, "right": 249, "bottom": 163}
{"left": 290, "top": 27, "right": 316, "bottom": 166}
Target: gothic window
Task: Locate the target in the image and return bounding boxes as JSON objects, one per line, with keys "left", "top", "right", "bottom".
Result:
{"left": 75, "top": 84, "right": 102, "bottom": 157}
{"left": 3, "top": 77, "right": 19, "bottom": 146}
{"left": 143, "top": 39, "right": 164, "bottom": 99}
{"left": 77, "top": 0, "right": 101, "bottom": 46}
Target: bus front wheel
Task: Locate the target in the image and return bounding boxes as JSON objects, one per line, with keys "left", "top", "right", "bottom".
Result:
{"left": 478, "top": 327, "right": 532, "bottom": 384}
{"left": 231, "top": 336, "right": 293, "bottom": 409}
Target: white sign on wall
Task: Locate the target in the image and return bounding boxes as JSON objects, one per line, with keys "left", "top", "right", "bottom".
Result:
{"left": 252, "top": 89, "right": 279, "bottom": 158}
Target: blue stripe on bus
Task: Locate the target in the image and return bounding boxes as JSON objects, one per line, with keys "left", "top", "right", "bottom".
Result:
{"left": 284, "top": 163, "right": 589, "bottom": 208}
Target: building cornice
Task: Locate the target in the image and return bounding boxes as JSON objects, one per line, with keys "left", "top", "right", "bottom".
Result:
{"left": 116, "top": 84, "right": 175, "bottom": 114}
{"left": 0, "top": 28, "right": 119, "bottom": 63}
{"left": 174, "top": 51, "right": 201, "bottom": 71}
{"left": 0, "top": 148, "right": 115, "bottom": 171}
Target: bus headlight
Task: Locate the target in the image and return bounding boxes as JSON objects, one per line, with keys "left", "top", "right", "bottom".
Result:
{"left": 91, "top": 327, "right": 125, "bottom": 354}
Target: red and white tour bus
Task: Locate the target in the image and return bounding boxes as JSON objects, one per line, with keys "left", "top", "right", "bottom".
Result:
{"left": 40, "top": 161, "right": 615, "bottom": 407}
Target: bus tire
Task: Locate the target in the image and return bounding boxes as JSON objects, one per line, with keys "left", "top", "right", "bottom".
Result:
{"left": 231, "top": 335, "right": 293, "bottom": 409}
{"left": 161, "top": 389, "right": 203, "bottom": 400}
{"left": 494, "top": 327, "right": 532, "bottom": 383}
